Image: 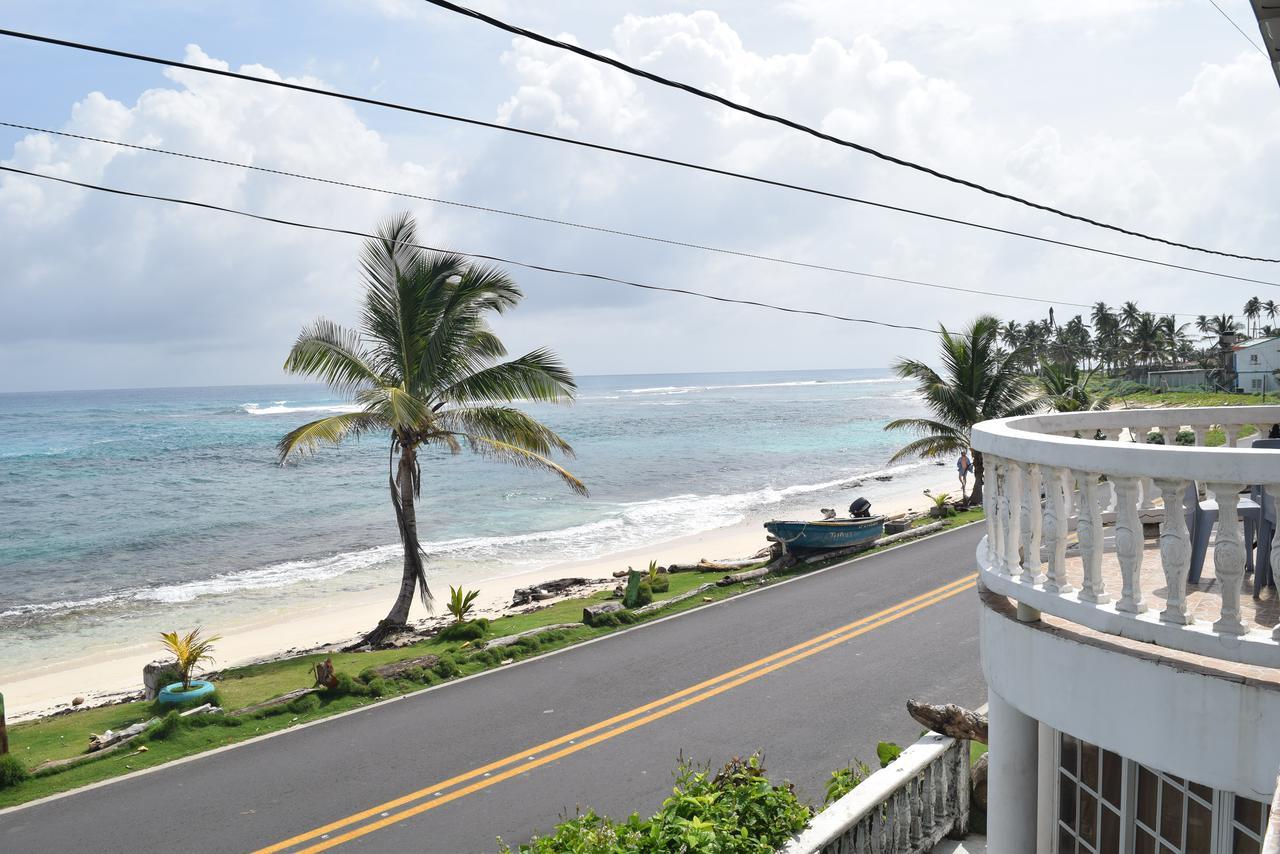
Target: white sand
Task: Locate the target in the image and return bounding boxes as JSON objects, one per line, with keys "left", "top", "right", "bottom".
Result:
{"left": 4, "top": 471, "right": 964, "bottom": 720}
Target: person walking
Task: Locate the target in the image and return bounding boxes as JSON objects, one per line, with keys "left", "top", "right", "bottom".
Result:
{"left": 957, "top": 450, "right": 973, "bottom": 501}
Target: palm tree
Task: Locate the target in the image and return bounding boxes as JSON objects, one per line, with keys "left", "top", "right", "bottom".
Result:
{"left": 1039, "top": 362, "right": 1113, "bottom": 412}
{"left": 1120, "top": 301, "right": 1141, "bottom": 331}
{"left": 278, "top": 214, "right": 586, "bottom": 644}
{"left": 1266, "top": 300, "right": 1278, "bottom": 333}
{"left": 1202, "top": 313, "right": 1242, "bottom": 389}
{"left": 1245, "top": 297, "right": 1262, "bottom": 338}
{"left": 885, "top": 315, "right": 1040, "bottom": 505}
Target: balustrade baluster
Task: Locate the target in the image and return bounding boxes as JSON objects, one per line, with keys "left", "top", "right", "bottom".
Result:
{"left": 1042, "top": 467, "right": 1073, "bottom": 593}
{"left": 1192, "top": 425, "right": 1209, "bottom": 446}
{"left": 854, "top": 822, "right": 870, "bottom": 854}
{"left": 985, "top": 457, "right": 1003, "bottom": 569}
{"left": 908, "top": 775, "right": 923, "bottom": 847}
{"left": 1160, "top": 426, "right": 1177, "bottom": 446}
{"left": 895, "top": 789, "right": 909, "bottom": 852}
{"left": 871, "top": 795, "right": 885, "bottom": 854}
{"left": 1155, "top": 478, "right": 1193, "bottom": 624}
{"left": 921, "top": 764, "right": 935, "bottom": 837}
{"left": 1224, "top": 426, "right": 1241, "bottom": 447}
{"left": 1019, "top": 462, "right": 1043, "bottom": 582}
{"left": 1076, "top": 472, "right": 1110, "bottom": 603}
{"left": 1209, "top": 483, "right": 1248, "bottom": 635}
{"left": 1003, "top": 461, "right": 1023, "bottom": 575}
{"left": 1114, "top": 477, "right": 1147, "bottom": 614}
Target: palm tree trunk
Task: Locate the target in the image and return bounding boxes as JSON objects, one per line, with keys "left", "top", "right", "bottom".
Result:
{"left": 358, "top": 442, "right": 424, "bottom": 647}
{"left": 970, "top": 451, "right": 985, "bottom": 506}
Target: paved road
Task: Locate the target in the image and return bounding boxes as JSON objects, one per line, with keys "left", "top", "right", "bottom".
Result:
{"left": 0, "top": 525, "right": 985, "bottom": 854}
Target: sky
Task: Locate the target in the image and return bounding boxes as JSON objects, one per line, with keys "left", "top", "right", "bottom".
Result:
{"left": 1, "top": 0, "right": 1278, "bottom": 392}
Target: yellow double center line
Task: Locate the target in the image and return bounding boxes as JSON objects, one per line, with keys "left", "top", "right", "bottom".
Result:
{"left": 257, "top": 572, "right": 977, "bottom": 853}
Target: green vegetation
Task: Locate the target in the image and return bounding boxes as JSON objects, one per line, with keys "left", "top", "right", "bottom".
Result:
{"left": 887, "top": 314, "right": 1040, "bottom": 506}
{"left": 438, "top": 618, "right": 489, "bottom": 642}
{"left": 447, "top": 586, "right": 481, "bottom": 624}
{"left": 824, "top": 759, "right": 872, "bottom": 806}
{"left": 499, "top": 755, "right": 811, "bottom": 854}
{"left": 0, "top": 513, "right": 982, "bottom": 808}
{"left": 875, "top": 741, "right": 903, "bottom": 768}
{"left": 157, "top": 627, "right": 221, "bottom": 691}
{"left": 277, "top": 213, "right": 585, "bottom": 647}
{"left": 645, "top": 560, "right": 669, "bottom": 594}
{"left": 0, "top": 754, "right": 29, "bottom": 790}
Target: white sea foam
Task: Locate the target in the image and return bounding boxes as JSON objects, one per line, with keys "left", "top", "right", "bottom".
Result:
{"left": 1, "top": 460, "right": 932, "bottom": 619}
{"left": 240, "top": 402, "right": 363, "bottom": 416}
{"left": 623, "top": 377, "right": 904, "bottom": 396}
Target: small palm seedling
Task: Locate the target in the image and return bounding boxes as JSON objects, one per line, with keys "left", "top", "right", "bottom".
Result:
{"left": 158, "top": 628, "right": 221, "bottom": 692}
{"left": 446, "top": 586, "right": 480, "bottom": 624}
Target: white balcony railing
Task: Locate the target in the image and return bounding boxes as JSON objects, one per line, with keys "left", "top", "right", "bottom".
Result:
{"left": 971, "top": 406, "right": 1280, "bottom": 668}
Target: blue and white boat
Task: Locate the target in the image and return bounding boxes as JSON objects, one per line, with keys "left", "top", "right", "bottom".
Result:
{"left": 763, "top": 516, "right": 885, "bottom": 552}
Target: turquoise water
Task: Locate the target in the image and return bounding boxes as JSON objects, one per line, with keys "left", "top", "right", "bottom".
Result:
{"left": 0, "top": 369, "right": 931, "bottom": 670}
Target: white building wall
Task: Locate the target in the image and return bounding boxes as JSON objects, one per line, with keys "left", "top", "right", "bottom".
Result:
{"left": 1235, "top": 338, "right": 1280, "bottom": 392}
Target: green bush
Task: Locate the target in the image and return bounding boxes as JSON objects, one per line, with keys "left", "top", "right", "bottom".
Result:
{"left": 330, "top": 672, "right": 370, "bottom": 697}
{"left": 876, "top": 741, "right": 903, "bottom": 768}
{"left": 649, "top": 573, "right": 669, "bottom": 594}
{"left": 433, "top": 654, "right": 461, "bottom": 679}
{"left": 824, "top": 760, "right": 872, "bottom": 805}
{"left": 438, "top": 619, "right": 489, "bottom": 642}
{"left": 146, "top": 710, "right": 185, "bottom": 742}
{"left": 501, "top": 754, "right": 809, "bottom": 853}
{"left": 0, "top": 754, "right": 30, "bottom": 789}
{"left": 287, "top": 692, "right": 321, "bottom": 714}
{"left": 514, "top": 636, "right": 542, "bottom": 653}
{"left": 184, "top": 713, "right": 243, "bottom": 729}
{"left": 365, "top": 678, "right": 390, "bottom": 698}
{"left": 634, "top": 582, "right": 653, "bottom": 607}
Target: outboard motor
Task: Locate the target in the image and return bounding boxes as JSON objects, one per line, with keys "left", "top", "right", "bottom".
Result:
{"left": 849, "top": 497, "right": 872, "bottom": 518}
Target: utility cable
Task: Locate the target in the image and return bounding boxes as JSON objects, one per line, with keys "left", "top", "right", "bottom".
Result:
{"left": 0, "top": 120, "right": 1158, "bottom": 314}
{"left": 2, "top": 29, "right": 1279, "bottom": 286}
{"left": 1205, "top": 0, "right": 1269, "bottom": 57}
{"left": 421, "top": 0, "right": 1279, "bottom": 264}
{"left": 0, "top": 164, "right": 942, "bottom": 334}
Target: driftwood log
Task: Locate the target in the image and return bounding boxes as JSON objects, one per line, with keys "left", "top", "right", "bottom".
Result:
{"left": 89, "top": 717, "right": 159, "bottom": 751}
{"left": 632, "top": 582, "right": 716, "bottom": 616}
{"left": 232, "top": 688, "right": 318, "bottom": 717}
{"left": 481, "top": 624, "right": 580, "bottom": 650}
{"left": 907, "top": 699, "right": 989, "bottom": 743}
{"left": 583, "top": 601, "right": 624, "bottom": 626}
{"left": 313, "top": 657, "right": 338, "bottom": 689}
{"left": 371, "top": 655, "right": 442, "bottom": 680}
{"left": 875, "top": 521, "right": 945, "bottom": 547}
{"left": 717, "top": 564, "right": 772, "bottom": 586}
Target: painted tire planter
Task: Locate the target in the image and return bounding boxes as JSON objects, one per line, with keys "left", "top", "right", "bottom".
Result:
{"left": 157, "top": 680, "right": 216, "bottom": 706}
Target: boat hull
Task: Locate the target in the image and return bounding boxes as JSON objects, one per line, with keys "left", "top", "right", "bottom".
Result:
{"left": 764, "top": 517, "right": 885, "bottom": 551}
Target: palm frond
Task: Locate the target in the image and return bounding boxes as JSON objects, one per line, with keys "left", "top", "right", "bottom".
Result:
{"left": 282, "top": 319, "right": 384, "bottom": 396}
{"left": 439, "top": 349, "right": 577, "bottom": 405}
{"left": 462, "top": 435, "right": 588, "bottom": 496}
{"left": 441, "top": 406, "right": 574, "bottom": 456}
{"left": 277, "top": 412, "right": 388, "bottom": 462}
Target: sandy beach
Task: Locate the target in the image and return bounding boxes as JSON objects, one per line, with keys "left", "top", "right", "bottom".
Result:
{"left": 3, "top": 469, "right": 963, "bottom": 720}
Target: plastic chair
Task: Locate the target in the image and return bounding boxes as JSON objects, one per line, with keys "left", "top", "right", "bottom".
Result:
{"left": 1187, "top": 482, "right": 1261, "bottom": 585}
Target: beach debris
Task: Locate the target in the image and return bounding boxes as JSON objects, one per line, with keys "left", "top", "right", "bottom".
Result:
{"left": 612, "top": 584, "right": 625, "bottom": 598}
{"left": 364, "top": 655, "right": 443, "bottom": 681}
{"left": 232, "top": 689, "right": 319, "bottom": 718}
{"left": 716, "top": 563, "right": 773, "bottom": 587}
{"left": 582, "top": 602, "right": 624, "bottom": 626}
{"left": 89, "top": 718, "right": 158, "bottom": 752}
{"left": 873, "top": 521, "right": 945, "bottom": 548}
{"left": 71, "top": 696, "right": 84, "bottom": 707}
{"left": 612, "top": 569, "right": 629, "bottom": 578}
{"left": 313, "top": 658, "right": 338, "bottom": 690}
{"left": 906, "top": 699, "right": 989, "bottom": 744}
{"left": 481, "top": 624, "right": 580, "bottom": 650}
{"left": 702, "top": 597, "right": 713, "bottom": 602}
{"left": 873, "top": 475, "right": 893, "bottom": 482}
{"left": 179, "top": 703, "right": 220, "bottom": 717}
{"left": 511, "top": 577, "right": 596, "bottom": 607}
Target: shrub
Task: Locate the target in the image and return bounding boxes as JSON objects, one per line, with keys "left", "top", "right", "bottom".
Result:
{"left": 365, "top": 678, "right": 390, "bottom": 698}
{"left": 646, "top": 560, "right": 670, "bottom": 593}
{"left": 331, "top": 672, "right": 369, "bottom": 697}
{"left": 501, "top": 754, "right": 809, "bottom": 853}
{"left": 157, "top": 627, "right": 221, "bottom": 691}
{"left": 433, "top": 654, "right": 461, "bottom": 679}
{"left": 358, "top": 666, "right": 380, "bottom": 684}
{"left": 0, "top": 754, "right": 30, "bottom": 789}
{"left": 287, "top": 692, "right": 321, "bottom": 714}
{"left": 514, "top": 636, "right": 542, "bottom": 652}
{"left": 634, "top": 581, "right": 653, "bottom": 607}
{"left": 146, "top": 710, "right": 185, "bottom": 742}
{"left": 438, "top": 620, "right": 488, "bottom": 642}
{"left": 185, "top": 713, "right": 243, "bottom": 729}
{"left": 824, "top": 759, "right": 872, "bottom": 805}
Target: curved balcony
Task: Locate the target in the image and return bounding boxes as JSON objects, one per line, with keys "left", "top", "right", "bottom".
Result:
{"left": 971, "top": 405, "right": 1280, "bottom": 669}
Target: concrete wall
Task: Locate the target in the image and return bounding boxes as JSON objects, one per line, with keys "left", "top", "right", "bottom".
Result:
{"left": 980, "top": 591, "right": 1280, "bottom": 800}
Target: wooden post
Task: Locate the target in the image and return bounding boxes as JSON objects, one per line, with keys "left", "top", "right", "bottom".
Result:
{"left": 1, "top": 691, "right": 8, "bottom": 755}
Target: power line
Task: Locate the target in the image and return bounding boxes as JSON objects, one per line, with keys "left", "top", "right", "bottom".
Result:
{"left": 2, "top": 31, "right": 1280, "bottom": 287}
{"left": 422, "top": 0, "right": 1278, "bottom": 265}
{"left": 1, "top": 120, "right": 1154, "bottom": 315}
{"left": 1205, "top": 0, "right": 1269, "bottom": 57}
{"left": 0, "top": 164, "right": 942, "bottom": 334}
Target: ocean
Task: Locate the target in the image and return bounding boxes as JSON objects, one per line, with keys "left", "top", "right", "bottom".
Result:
{"left": 0, "top": 369, "right": 936, "bottom": 674}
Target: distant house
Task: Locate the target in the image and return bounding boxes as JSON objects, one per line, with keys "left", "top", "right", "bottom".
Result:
{"left": 1233, "top": 337, "right": 1280, "bottom": 392}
